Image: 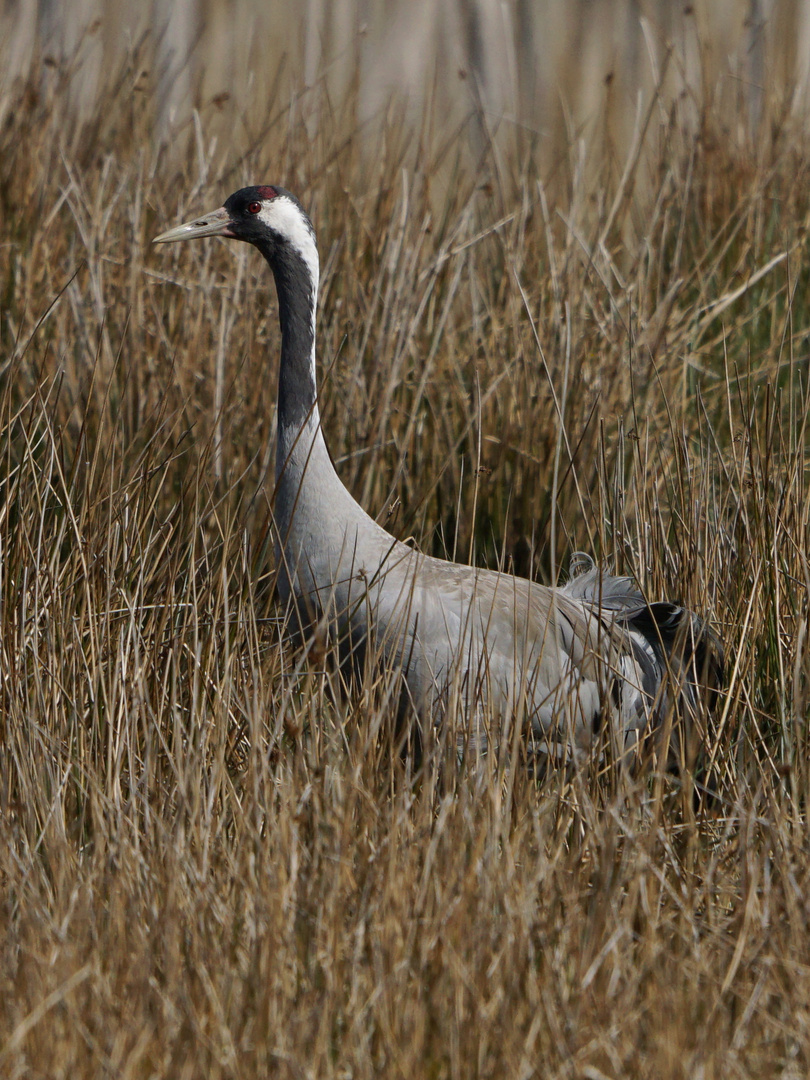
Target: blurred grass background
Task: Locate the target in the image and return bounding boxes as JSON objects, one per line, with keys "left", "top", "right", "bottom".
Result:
{"left": 2, "top": 2, "right": 810, "bottom": 1077}
{"left": 3, "top": 1, "right": 807, "bottom": 179}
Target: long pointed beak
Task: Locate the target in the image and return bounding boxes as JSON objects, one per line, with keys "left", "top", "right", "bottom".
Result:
{"left": 152, "top": 206, "right": 234, "bottom": 244}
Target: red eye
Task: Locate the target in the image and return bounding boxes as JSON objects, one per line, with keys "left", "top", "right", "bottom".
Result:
{"left": 248, "top": 201, "right": 262, "bottom": 214}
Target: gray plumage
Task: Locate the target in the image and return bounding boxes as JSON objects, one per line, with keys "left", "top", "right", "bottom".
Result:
{"left": 154, "top": 186, "right": 722, "bottom": 766}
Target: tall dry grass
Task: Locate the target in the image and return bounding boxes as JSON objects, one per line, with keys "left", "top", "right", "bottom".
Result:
{"left": 2, "top": 44, "right": 810, "bottom": 1080}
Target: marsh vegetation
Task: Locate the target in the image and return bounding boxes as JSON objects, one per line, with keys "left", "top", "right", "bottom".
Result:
{"left": 2, "top": 9, "right": 810, "bottom": 1076}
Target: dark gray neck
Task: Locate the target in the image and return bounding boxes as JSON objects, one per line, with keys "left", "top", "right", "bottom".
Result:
{"left": 254, "top": 218, "right": 398, "bottom": 585}
{"left": 257, "top": 238, "right": 318, "bottom": 434}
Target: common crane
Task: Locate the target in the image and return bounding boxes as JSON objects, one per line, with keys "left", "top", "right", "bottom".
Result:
{"left": 154, "top": 186, "right": 721, "bottom": 767}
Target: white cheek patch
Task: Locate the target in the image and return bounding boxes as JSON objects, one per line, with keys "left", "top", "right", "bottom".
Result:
{"left": 258, "top": 197, "right": 319, "bottom": 292}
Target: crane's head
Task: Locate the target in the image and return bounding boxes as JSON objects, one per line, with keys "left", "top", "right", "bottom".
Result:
{"left": 153, "top": 186, "right": 317, "bottom": 274}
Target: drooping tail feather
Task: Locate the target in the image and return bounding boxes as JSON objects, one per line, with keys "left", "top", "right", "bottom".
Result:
{"left": 564, "top": 553, "right": 724, "bottom": 768}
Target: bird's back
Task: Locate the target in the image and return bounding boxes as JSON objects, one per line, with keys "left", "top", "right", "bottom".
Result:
{"left": 299, "top": 537, "right": 721, "bottom": 766}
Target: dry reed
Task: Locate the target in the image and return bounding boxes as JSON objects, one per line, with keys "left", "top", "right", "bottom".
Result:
{"left": 1, "top": 39, "right": 810, "bottom": 1080}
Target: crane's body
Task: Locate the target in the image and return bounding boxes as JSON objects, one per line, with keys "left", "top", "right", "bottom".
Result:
{"left": 154, "top": 186, "right": 720, "bottom": 761}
